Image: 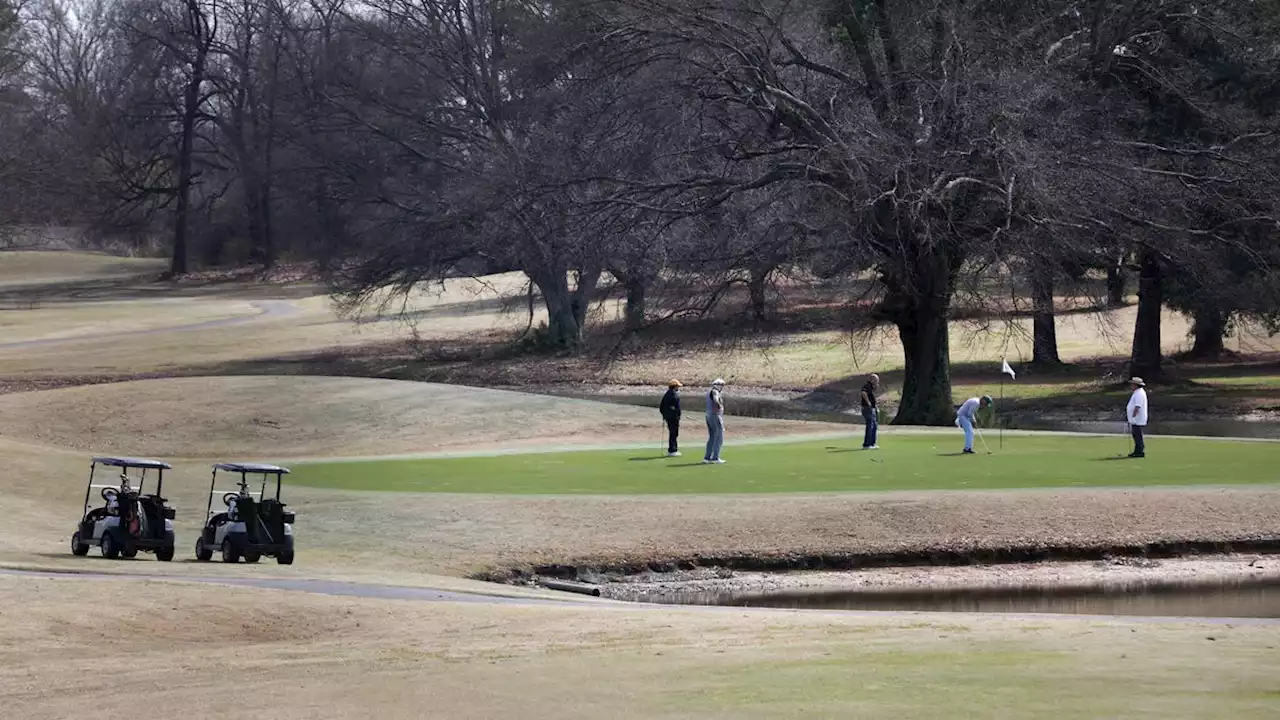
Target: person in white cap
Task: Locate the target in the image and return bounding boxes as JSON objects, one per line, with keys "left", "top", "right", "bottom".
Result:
{"left": 1126, "top": 377, "right": 1148, "bottom": 458}
{"left": 955, "top": 395, "right": 992, "bottom": 454}
{"left": 704, "top": 378, "right": 726, "bottom": 464}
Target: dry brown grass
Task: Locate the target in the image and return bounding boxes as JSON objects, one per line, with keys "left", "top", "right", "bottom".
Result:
{"left": 0, "top": 250, "right": 165, "bottom": 288}
{"left": 2, "top": 257, "right": 1280, "bottom": 718}
{"left": 3, "top": 258, "right": 1277, "bottom": 393}
{"left": 3, "top": 574, "right": 1277, "bottom": 720}
{"left": 0, "top": 375, "right": 848, "bottom": 458}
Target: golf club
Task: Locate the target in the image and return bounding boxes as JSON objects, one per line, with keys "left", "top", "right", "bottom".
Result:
{"left": 976, "top": 426, "right": 992, "bottom": 454}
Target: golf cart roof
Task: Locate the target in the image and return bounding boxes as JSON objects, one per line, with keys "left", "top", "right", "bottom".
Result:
{"left": 213, "top": 462, "right": 291, "bottom": 474}
{"left": 92, "top": 456, "right": 172, "bottom": 470}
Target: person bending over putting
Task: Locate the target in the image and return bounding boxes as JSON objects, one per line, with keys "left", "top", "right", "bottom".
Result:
{"left": 704, "top": 378, "right": 727, "bottom": 464}
{"left": 1126, "top": 376, "right": 1149, "bottom": 458}
{"left": 660, "top": 379, "right": 683, "bottom": 457}
{"left": 860, "top": 373, "right": 880, "bottom": 449}
{"left": 955, "top": 395, "right": 991, "bottom": 454}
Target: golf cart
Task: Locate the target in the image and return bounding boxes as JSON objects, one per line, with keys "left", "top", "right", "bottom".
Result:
{"left": 195, "top": 463, "right": 295, "bottom": 565}
{"left": 71, "top": 457, "right": 176, "bottom": 561}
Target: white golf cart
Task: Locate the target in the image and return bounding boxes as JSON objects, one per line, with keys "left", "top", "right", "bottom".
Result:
{"left": 194, "top": 462, "right": 295, "bottom": 565}
{"left": 71, "top": 456, "right": 176, "bottom": 561}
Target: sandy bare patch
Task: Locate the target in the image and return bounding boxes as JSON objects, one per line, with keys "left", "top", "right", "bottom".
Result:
{"left": 2, "top": 574, "right": 1277, "bottom": 720}
{"left": 0, "top": 375, "right": 849, "bottom": 458}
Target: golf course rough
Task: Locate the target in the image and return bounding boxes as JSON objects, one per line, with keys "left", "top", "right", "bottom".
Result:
{"left": 287, "top": 434, "right": 1280, "bottom": 495}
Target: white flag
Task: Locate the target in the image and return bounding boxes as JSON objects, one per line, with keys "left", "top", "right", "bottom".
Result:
{"left": 1001, "top": 359, "right": 1016, "bottom": 379}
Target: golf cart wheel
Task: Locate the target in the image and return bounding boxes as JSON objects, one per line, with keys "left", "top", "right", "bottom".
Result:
{"left": 277, "top": 551, "right": 294, "bottom": 566}
{"left": 194, "top": 537, "right": 213, "bottom": 562}
{"left": 101, "top": 533, "right": 119, "bottom": 559}
{"left": 70, "top": 532, "right": 89, "bottom": 556}
{"left": 244, "top": 552, "right": 261, "bottom": 564}
{"left": 221, "top": 539, "right": 240, "bottom": 564}
{"left": 156, "top": 545, "right": 174, "bottom": 562}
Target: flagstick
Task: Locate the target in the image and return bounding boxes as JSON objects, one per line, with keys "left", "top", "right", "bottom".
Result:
{"left": 999, "top": 375, "right": 1004, "bottom": 449}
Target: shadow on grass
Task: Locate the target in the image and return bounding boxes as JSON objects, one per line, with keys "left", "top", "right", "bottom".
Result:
{"left": 1093, "top": 456, "right": 1136, "bottom": 461}
{"left": 628, "top": 456, "right": 669, "bottom": 462}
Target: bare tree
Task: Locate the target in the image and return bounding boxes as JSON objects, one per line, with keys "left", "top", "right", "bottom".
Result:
{"left": 604, "top": 0, "right": 1040, "bottom": 424}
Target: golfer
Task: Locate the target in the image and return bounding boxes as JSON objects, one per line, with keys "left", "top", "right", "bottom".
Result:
{"left": 860, "top": 373, "right": 880, "bottom": 449}
{"left": 956, "top": 395, "right": 992, "bottom": 454}
{"left": 1126, "top": 376, "right": 1149, "bottom": 458}
{"left": 704, "top": 378, "right": 726, "bottom": 464}
{"left": 660, "top": 379, "right": 683, "bottom": 457}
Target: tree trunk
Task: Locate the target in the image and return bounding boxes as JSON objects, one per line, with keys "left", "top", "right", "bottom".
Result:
{"left": 747, "top": 269, "right": 769, "bottom": 322}
{"left": 243, "top": 170, "right": 273, "bottom": 268}
{"left": 885, "top": 256, "right": 957, "bottom": 426}
{"left": 1106, "top": 260, "right": 1126, "bottom": 306}
{"left": 1129, "top": 247, "right": 1163, "bottom": 381}
{"left": 534, "top": 271, "right": 583, "bottom": 349}
{"left": 623, "top": 277, "right": 646, "bottom": 332}
{"left": 171, "top": 1, "right": 211, "bottom": 276}
{"left": 1188, "top": 306, "right": 1227, "bottom": 359}
{"left": 1030, "top": 266, "right": 1062, "bottom": 366}
{"left": 571, "top": 267, "right": 600, "bottom": 332}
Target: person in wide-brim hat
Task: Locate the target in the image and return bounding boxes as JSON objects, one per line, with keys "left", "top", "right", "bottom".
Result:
{"left": 1126, "top": 377, "right": 1149, "bottom": 458}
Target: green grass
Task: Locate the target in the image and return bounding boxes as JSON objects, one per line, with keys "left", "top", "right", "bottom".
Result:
{"left": 288, "top": 433, "right": 1280, "bottom": 495}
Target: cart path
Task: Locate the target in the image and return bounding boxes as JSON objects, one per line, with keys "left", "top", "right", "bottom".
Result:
{"left": 0, "top": 299, "right": 302, "bottom": 351}
{"left": 2, "top": 567, "right": 1277, "bottom": 626}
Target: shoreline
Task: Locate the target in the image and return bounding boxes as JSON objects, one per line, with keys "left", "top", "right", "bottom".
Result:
{"left": 578, "top": 555, "right": 1280, "bottom": 603}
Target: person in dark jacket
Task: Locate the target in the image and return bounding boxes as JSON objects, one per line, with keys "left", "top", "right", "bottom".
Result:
{"left": 860, "top": 373, "right": 880, "bottom": 449}
{"left": 660, "top": 379, "right": 683, "bottom": 457}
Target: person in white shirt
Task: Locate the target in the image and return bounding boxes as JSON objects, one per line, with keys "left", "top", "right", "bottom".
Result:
{"left": 704, "top": 378, "right": 726, "bottom": 464}
{"left": 955, "top": 395, "right": 991, "bottom": 454}
{"left": 1126, "top": 376, "right": 1149, "bottom": 458}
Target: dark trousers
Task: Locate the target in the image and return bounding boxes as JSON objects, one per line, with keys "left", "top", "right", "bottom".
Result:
{"left": 665, "top": 416, "right": 680, "bottom": 453}
{"left": 1131, "top": 423, "right": 1145, "bottom": 456}
{"left": 862, "top": 407, "right": 878, "bottom": 447}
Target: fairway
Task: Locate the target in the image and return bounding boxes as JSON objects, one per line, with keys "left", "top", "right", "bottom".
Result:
{"left": 289, "top": 433, "right": 1280, "bottom": 494}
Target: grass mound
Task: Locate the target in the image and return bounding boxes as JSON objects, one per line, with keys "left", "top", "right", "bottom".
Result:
{"left": 0, "top": 375, "right": 844, "bottom": 458}
{"left": 289, "top": 433, "right": 1280, "bottom": 494}
{"left": 0, "top": 250, "right": 164, "bottom": 288}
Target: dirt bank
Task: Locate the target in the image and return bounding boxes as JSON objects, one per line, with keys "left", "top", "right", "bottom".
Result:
{"left": 586, "top": 555, "right": 1280, "bottom": 602}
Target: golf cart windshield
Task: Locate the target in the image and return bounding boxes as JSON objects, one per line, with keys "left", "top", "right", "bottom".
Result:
{"left": 84, "top": 456, "right": 172, "bottom": 515}
{"left": 206, "top": 462, "right": 291, "bottom": 519}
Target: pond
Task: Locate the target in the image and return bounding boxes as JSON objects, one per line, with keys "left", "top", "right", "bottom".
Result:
{"left": 637, "top": 577, "right": 1280, "bottom": 619}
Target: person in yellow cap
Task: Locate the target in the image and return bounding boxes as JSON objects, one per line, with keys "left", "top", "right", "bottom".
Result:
{"left": 659, "top": 379, "right": 683, "bottom": 456}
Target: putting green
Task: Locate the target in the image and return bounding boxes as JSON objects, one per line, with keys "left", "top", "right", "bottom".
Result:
{"left": 288, "top": 433, "right": 1280, "bottom": 494}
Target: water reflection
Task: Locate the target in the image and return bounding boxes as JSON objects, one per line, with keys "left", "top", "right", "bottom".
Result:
{"left": 641, "top": 577, "right": 1280, "bottom": 618}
